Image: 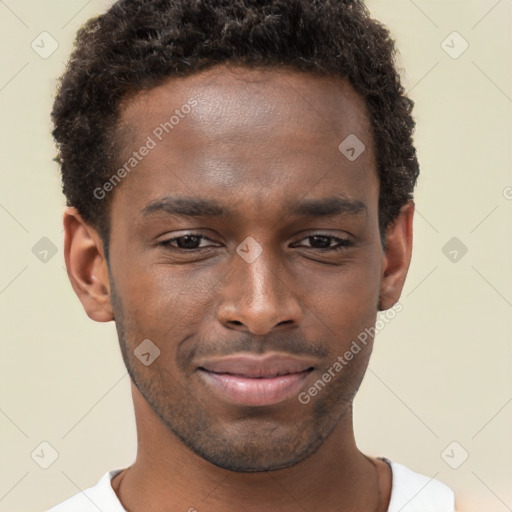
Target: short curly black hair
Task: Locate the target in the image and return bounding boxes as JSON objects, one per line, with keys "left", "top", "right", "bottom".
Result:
{"left": 51, "top": 0, "right": 419, "bottom": 247}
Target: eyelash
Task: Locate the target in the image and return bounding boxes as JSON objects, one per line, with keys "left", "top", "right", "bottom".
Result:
{"left": 159, "top": 233, "right": 353, "bottom": 252}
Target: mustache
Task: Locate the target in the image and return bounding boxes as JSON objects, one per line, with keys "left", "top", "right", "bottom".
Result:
{"left": 179, "top": 332, "right": 330, "bottom": 366}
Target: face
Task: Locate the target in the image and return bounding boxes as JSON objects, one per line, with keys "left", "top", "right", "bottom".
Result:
{"left": 67, "top": 64, "right": 412, "bottom": 473}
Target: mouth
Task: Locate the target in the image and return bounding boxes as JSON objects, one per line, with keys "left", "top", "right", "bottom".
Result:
{"left": 196, "top": 353, "right": 316, "bottom": 407}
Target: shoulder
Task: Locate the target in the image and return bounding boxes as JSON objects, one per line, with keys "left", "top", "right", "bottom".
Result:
{"left": 46, "top": 469, "right": 126, "bottom": 512}
{"left": 385, "top": 458, "right": 456, "bottom": 512}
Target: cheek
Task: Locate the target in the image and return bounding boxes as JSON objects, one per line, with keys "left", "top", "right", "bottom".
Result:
{"left": 112, "top": 263, "right": 219, "bottom": 339}
{"left": 297, "top": 249, "right": 382, "bottom": 306}
{"left": 295, "top": 254, "right": 382, "bottom": 346}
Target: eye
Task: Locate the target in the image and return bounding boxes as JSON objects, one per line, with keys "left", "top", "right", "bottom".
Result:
{"left": 158, "top": 233, "right": 352, "bottom": 252}
{"left": 292, "top": 234, "right": 353, "bottom": 252}
{"left": 159, "top": 234, "right": 218, "bottom": 250}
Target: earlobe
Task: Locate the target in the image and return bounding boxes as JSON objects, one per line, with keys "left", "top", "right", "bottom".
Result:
{"left": 379, "top": 201, "right": 414, "bottom": 311}
{"left": 63, "top": 207, "right": 114, "bottom": 322}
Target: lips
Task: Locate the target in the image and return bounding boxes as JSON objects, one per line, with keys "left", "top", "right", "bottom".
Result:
{"left": 199, "top": 353, "right": 314, "bottom": 377}
{"left": 196, "top": 353, "right": 315, "bottom": 406}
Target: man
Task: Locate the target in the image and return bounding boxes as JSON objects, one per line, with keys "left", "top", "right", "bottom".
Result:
{"left": 48, "top": 0, "right": 456, "bottom": 510}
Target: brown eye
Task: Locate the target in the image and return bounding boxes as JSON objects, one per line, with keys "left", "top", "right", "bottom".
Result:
{"left": 160, "top": 235, "right": 216, "bottom": 250}
{"left": 307, "top": 235, "right": 332, "bottom": 249}
{"left": 294, "top": 234, "right": 352, "bottom": 251}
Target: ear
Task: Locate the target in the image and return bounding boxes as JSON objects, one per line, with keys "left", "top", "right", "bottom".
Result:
{"left": 379, "top": 200, "right": 414, "bottom": 311}
{"left": 63, "top": 207, "right": 114, "bottom": 322}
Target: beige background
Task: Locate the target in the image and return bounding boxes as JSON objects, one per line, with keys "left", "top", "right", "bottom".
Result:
{"left": 0, "top": 1, "right": 511, "bottom": 511}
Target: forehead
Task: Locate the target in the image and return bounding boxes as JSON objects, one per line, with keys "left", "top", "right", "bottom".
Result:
{"left": 111, "top": 64, "right": 377, "bottom": 220}
{"left": 118, "top": 64, "right": 372, "bottom": 148}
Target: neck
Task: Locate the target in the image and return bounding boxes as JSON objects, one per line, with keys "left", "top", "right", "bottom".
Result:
{"left": 113, "top": 382, "right": 390, "bottom": 512}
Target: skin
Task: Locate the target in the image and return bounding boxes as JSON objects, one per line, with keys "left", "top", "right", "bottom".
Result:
{"left": 64, "top": 63, "right": 414, "bottom": 512}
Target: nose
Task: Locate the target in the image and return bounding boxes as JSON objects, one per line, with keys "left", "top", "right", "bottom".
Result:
{"left": 217, "top": 245, "right": 303, "bottom": 336}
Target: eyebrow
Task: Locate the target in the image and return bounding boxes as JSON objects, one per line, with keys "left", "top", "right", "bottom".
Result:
{"left": 141, "top": 195, "right": 367, "bottom": 219}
